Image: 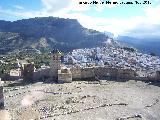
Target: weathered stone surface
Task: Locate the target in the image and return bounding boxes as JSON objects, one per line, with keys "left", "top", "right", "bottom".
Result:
{"left": 0, "top": 86, "right": 4, "bottom": 109}
{"left": 3, "top": 80, "right": 160, "bottom": 120}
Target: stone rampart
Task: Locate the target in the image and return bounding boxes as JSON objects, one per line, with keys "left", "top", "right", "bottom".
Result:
{"left": 58, "top": 69, "right": 72, "bottom": 83}
{"left": 34, "top": 68, "right": 50, "bottom": 81}
{"left": 81, "top": 67, "right": 95, "bottom": 79}
{"left": 70, "top": 67, "right": 81, "bottom": 79}
{"left": 0, "top": 86, "right": 4, "bottom": 109}
{"left": 71, "top": 67, "right": 137, "bottom": 80}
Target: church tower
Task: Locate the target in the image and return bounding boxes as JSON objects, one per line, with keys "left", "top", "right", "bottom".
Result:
{"left": 50, "top": 49, "right": 61, "bottom": 80}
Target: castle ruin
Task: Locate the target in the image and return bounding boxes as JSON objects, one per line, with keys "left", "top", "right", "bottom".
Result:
{"left": 50, "top": 49, "right": 61, "bottom": 81}
{"left": 0, "top": 81, "right": 4, "bottom": 109}
{"left": 22, "top": 63, "right": 35, "bottom": 82}
{"left": 58, "top": 68, "right": 72, "bottom": 83}
{"left": 20, "top": 49, "right": 160, "bottom": 83}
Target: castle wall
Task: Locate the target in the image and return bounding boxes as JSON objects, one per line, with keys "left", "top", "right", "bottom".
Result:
{"left": 58, "top": 69, "right": 72, "bottom": 83}
{"left": 81, "top": 67, "right": 95, "bottom": 79}
{"left": 70, "top": 67, "right": 137, "bottom": 80}
{"left": 0, "top": 86, "right": 4, "bottom": 109}
{"left": 70, "top": 67, "right": 81, "bottom": 79}
{"left": 117, "top": 69, "right": 136, "bottom": 79}
{"left": 34, "top": 68, "right": 51, "bottom": 81}
{"left": 23, "top": 64, "right": 34, "bottom": 82}
{"left": 34, "top": 63, "right": 158, "bottom": 82}
{"left": 156, "top": 71, "right": 160, "bottom": 80}
{"left": 94, "top": 67, "right": 118, "bottom": 79}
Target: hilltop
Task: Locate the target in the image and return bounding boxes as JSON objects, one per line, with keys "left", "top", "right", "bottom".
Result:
{"left": 0, "top": 17, "right": 107, "bottom": 54}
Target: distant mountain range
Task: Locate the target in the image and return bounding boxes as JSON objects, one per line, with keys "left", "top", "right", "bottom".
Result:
{"left": 1, "top": 17, "right": 159, "bottom": 56}
{"left": 116, "top": 36, "right": 160, "bottom": 56}
{"left": 0, "top": 17, "right": 107, "bottom": 54}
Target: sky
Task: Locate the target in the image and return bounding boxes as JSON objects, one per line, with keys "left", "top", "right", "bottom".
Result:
{"left": 0, "top": 0, "right": 160, "bottom": 38}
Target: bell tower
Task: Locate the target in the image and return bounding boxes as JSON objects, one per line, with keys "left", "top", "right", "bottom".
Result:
{"left": 50, "top": 49, "right": 61, "bottom": 80}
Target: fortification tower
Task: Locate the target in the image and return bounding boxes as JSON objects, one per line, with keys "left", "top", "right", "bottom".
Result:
{"left": 0, "top": 81, "right": 4, "bottom": 109}
{"left": 22, "top": 63, "right": 35, "bottom": 82}
{"left": 50, "top": 49, "right": 62, "bottom": 80}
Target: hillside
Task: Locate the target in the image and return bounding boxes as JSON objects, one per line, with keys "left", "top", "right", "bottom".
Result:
{"left": 0, "top": 17, "right": 107, "bottom": 54}
{"left": 117, "top": 36, "right": 160, "bottom": 56}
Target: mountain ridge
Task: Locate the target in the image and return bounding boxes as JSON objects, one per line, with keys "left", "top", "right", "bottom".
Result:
{"left": 117, "top": 35, "right": 160, "bottom": 56}
{"left": 0, "top": 17, "right": 107, "bottom": 54}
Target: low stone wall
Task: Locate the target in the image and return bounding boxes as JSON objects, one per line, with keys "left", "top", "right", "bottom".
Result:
{"left": 117, "top": 69, "right": 136, "bottom": 79}
{"left": 58, "top": 73, "right": 72, "bottom": 83}
{"left": 70, "top": 68, "right": 81, "bottom": 79}
{"left": 156, "top": 71, "right": 160, "bottom": 80}
{"left": 34, "top": 68, "right": 51, "bottom": 81}
{"left": 58, "top": 69, "right": 72, "bottom": 83}
{"left": 71, "top": 66, "right": 137, "bottom": 81}
{"left": 23, "top": 64, "right": 34, "bottom": 82}
{"left": 81, "top": 67, "right": 95, "bottom": 79}
{"left": 32, "top": 65, "right": 159, "bottom": 82}
{"left": 0, "top": 86, "right": 4, "bottom": 109}
{"left": 94, "top": 67, "right": 118, "bottom": 78}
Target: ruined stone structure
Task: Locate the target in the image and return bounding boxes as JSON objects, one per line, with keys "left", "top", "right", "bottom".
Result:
{"left": 70, "top": 67, "right": 81, "bottom": 80}
{"left": 70, "top": 66, "right": 137, "bottom": 81}
{"left": 10, "top": 68, "right": 22, "bottom": 77}
{"left": 0, "top": 83, "right": 4, "bottom": 109}
{"left": 18, "top": 50, "right": 159, "bottom": 83}
{"left": 81, "top": 67, "right": 95, "bottom": 79}
{"left": 156, "top": 71, "right": 160, "bottom": 80}
{"left": 94, "top": 67, "right": 118, "bottom": 79}
{"left": 34, "top": 67, "right": 50, "bottom": 81}
{"left": 50, "top": 49, "right": 61, "bottom": 80}
{"left": 22, "top": 63, "right": 34, "bottom": 82}
{"left": 58, "top": 68, "right": 72, "bottom": 83}
{"left": 9, "top": 68, "right": 22, "bottom": 80}
{"left": 117, "top": 69, "right": 136, "bottom": 80}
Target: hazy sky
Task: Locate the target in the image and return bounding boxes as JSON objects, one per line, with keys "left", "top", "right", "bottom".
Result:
{"left": 0, "top": 0, "right": 160, "bottom": 38}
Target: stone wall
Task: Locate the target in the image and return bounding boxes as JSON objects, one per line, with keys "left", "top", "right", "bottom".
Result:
{"left": 94, "top": 67, "right": 118, "bottom": 79}
{"left": 34, "top": 68, "right": 51, "bottom": 81}
{"left": 58, "top": 69, "right": 72, "bottom": 83}
{"left": 22, "top": 63, "right": 34, "bottom": 82}
{"left": 117, "top": 69, "right": 136, "bottom": 80}
{"left": 81, "top": 67, "right": 95, "bottom": 79}
{"left": 70, "top": 67, "right": 137, "bottom": 80}
{"left": 0, "top": 86, "right": 4, "bottom": 109}
{"left": 70, "top": 67, "right": 81, "bottom": 79}
{"left": 33, "top": 65, "right": 159, "bottom": 82}
{"left": 156, "top": 71, "right": 160, "bottom": 80}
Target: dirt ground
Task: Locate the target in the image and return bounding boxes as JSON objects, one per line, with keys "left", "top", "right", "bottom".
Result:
{"left": 1, "top": 80, "right": 160, "bottom": 120}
